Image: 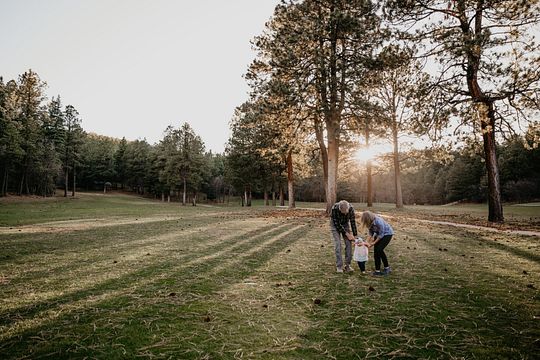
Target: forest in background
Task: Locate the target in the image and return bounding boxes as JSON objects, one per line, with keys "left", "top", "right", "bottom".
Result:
{"left": 1, "top": 70, "right": 539, "bottom": 206}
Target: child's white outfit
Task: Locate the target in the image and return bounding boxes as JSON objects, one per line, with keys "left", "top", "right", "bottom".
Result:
{"left": 353, "top": 237, "right": 369, "bottom": 272}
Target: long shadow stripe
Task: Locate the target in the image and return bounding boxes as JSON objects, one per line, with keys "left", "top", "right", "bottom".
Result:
{"left": 0, "top": 221, "right": 293, "bottom": 340}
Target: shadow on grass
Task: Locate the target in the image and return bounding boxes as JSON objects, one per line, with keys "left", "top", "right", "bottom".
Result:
{"left": 0, "top": 221, "right": 283, "bottom": 326}
{"left": 0, "top": 223, "right": 307, "bottom": 358}
{"left": 1, "top": 216, "right": 246, "bottom": 288}
{"left": 413, "top": 224, "right": 540, "bottom": 265}
{"left": 0, "top": 215, "right": 231, "bottom": 264}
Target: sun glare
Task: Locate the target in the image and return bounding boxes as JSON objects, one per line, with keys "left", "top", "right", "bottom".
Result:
{"left": 354, "top": 144, "right": 392, "bottom": 163}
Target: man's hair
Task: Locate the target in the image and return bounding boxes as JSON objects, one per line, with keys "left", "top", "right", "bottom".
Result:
{"left": 338, "top": 200, "right": 349, "bottom": 213}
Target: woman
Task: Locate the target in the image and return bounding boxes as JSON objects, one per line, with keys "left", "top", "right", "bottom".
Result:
{"left": 360, "top": 211, "right": 393, "bottom": 276}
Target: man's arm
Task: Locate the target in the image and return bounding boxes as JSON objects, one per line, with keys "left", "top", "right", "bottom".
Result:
{"left": 349, "top": 207, "right": 358, "bottom": 237}
{"left": 331, "top": 207, "right": 346, "bottom": 235}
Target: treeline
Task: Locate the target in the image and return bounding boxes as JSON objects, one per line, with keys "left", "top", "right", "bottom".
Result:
{"left": 1, "top": 69, "right": 539, "bottom": 206}
{"left": 318, "top": 129, "right": 540, "bottom": 205}
{"left": 0, "top": 71, "right": 231, "bottom": 204}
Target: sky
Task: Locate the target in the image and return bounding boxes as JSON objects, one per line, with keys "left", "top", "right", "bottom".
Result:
{"left": 0, "top": 0, "right": 281, "bottom": 153}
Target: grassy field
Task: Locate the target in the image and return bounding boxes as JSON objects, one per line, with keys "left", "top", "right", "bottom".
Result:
{"left": 273, "top": 201, "right": 540, "bottom": 231}
{"left": 1, "top": 194, "right": 539, "bottom": 359}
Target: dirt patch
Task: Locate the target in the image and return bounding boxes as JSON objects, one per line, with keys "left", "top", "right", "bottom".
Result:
{"left": 261, "top": 209, "right": 327, "bottom": 219}
{"left": 390, "top": 212, "right": 540, "bottom": 233}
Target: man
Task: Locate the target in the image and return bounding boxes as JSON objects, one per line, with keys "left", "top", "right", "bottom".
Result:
{"left": 330, "top": 200, "right": 358, "bottom": 273}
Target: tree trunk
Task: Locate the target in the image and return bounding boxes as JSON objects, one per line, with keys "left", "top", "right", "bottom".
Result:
{"left": 365, "top": 127, "right": 373, "bottom": 207}
{"left": 366, "top": 161, "right": 373, "bottom": 207}
{"left": 72, "top": 166, "right": 76, "bottom": 197}
{"left": 192, "top": 192, "right": 197, "bottom": 206}
{"left": 279, "top": 183, "right": 285, "bottom": 206}
{"left": 244, "top": 186, "right": 248, "bottom": 207}
{"left": 1, "top": 167, "right": 7, "bottom": 196}
{"left": 480, "top": 102, "right": 504, "bottom": 222}
{"left": 392, "top": 120, "right": 403, "bottom": 208}
{"left": 314, "top": 117, "right": 329, "bottom": 204}
{"left": 326, "top": 121, "right": 339, "bottom": 214}
{"left": 25, "top": 170, "right": 29, "bottom": 195}
{"left": 264, "top": 189, "right": 269, "bottom": 206}
{"left": 161, "top": 192, "right": 165, "bottom": 202}
{"left": 248, "top": 186, "right": 252, "bottom": 207}
{"left": 272, "top": 191, "right": 276, "bottom": 207}
{"left": 182, "top": 177, "right": 187, "bottom": 206}
{"left": 287, "top": 150, "right": 295, "bottom": 209}
{"left": 64, "top": 167, "right": 68, "bottom": 197}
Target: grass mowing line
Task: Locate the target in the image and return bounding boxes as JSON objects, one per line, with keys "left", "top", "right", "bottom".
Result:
{"left": 0, "top": 221, "right": 292, "bottom": 342}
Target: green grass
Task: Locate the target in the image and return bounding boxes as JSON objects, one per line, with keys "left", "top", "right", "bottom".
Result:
{"left": 1, "top": 194, "right": 539, "bottom": 359}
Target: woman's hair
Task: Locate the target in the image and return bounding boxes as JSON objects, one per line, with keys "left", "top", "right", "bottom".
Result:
{"left": 360, "top": 210, "right": 376, "bottom": 230}
{"left": 338, "top": 200, "right": 350, "bottom": 213}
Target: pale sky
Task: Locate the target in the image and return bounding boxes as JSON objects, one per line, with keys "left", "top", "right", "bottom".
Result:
{"left": 0, "top": 0, "right": 280, "bottom": 153}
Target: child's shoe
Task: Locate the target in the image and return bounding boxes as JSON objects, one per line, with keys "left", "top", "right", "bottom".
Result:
{"left": 344, "top": 265, "right": 353, "bottom": 272}
{"left": 383, "top": 267, "right": 392, "bottom": 274}
{"left": 336, "top": 267, "right": 344, "bottom": 273}
{"left": 372, "top": 270, "right": 385, "bottom": 276}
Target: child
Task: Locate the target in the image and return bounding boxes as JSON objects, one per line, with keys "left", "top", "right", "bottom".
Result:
{"left": 360, "top": 211, "right": 394, "bottom": 276}
{"left": 353, "top": 236, "right": 369, "bottom": 274}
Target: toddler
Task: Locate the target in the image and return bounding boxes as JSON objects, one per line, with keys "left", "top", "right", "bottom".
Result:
{"left": 353, "top": 236, "right": 369, "bottom": 273}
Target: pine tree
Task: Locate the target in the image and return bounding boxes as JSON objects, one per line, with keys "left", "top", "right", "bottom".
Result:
{"left": 62, "top": 105, "right": 84, "bottom": 196}
{"left": 384, "top": 0, "right": 540, "bottom": 222}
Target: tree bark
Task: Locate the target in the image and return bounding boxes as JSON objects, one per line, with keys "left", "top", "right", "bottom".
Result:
{"left": 287, "top": 149, "right": 295, "bottom": 209}
{"left": 392, "top": 119, "right": 403, "bottom": 208}
{"left": 279, "top": 184, "right": 285, "bottom": 206}
{"left": 72, "top": 166, "right": 76, "bottom": 197}
{"left": 365, "top": 127, "right": 373, "bottom": 207}
{"left": 1, "top": 167, "right": 7, "bottom": 196}
{"left": 325, "top": 120, "right": 339, "bottom": 214}
{"left": 264, "top": 189, "right": 269, "bottom": 206}
{"left": 182, "top": 177, "right": 187, "bottom": 206}
{"left": 64, "top": 167, "right": 68, "bottom": 197}
{"left": 314, "top": 117, "right": 329, "bottom": 203}
{"left": 272, "top": 190, "right": 276, "bottom": 206}
{"left": 480, "top": 102, "right": 504, "bottom": 222}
